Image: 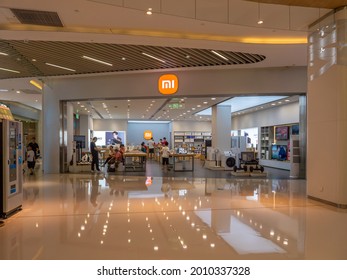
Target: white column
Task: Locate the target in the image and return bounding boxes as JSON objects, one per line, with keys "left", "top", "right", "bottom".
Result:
{"left": 42, "top": 84, "right": 60, "bottom": 173}
{"left": 211, "top": 104, "right": 231, "bottom": 152}
{"left": 66, "top": 102, "right": 74, "bottom": 165}
{"left": 80, "top": 114, "right": 93, "bottom": 152}
{"left": 307, "top": 7, "right": 347, "bottom": 207}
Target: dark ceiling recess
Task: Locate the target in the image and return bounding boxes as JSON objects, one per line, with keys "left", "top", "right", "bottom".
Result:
{"left": 10, "top": 8, "right": 63, "bottom": 27}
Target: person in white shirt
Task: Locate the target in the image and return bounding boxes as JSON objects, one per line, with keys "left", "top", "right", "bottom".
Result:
{"left": 26, "top": 145, "right": 36, "bottom": 175}
{"left": 161, "top": 142, "right": 171, "bottom": 171}
{"left": 147, "top": 137, "right": 155, "bottom": 159}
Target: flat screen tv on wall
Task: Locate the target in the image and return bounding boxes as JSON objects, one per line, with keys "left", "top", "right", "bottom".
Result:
{"left": 275, "top": 126, "right": 289, "bottom": 140}
{"left": 271, "top": 145, "right": 287, "bottom": 160}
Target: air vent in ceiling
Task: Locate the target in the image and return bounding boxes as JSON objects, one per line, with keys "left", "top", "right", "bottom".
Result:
{"left": 10, "top": 8, "right": 63, "bottom": 27}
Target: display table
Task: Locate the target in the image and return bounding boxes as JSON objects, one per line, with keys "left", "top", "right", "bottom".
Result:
{"left": 124, "top": 151, "right": 147, "bottom": 172}
{"left": 171, "top": 153, "right": 195, "bottom": 172}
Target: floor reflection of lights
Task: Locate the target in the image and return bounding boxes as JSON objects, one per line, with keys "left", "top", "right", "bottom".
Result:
{"left": 1, "top": 173, "right": 347, "bottom": 260}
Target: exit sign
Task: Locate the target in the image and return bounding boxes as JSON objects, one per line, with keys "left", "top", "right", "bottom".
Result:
{"left": 169, "top": 103, "right": 184, "bottom": 109}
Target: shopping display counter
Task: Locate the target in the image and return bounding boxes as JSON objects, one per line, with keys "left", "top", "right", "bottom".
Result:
{"left": 171, "top": 153, "right": 195, "bottom": 172}
{"left": 123, "top": 151, "right": 147, "bottom": 172}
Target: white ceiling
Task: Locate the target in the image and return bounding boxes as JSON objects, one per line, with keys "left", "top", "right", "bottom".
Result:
{"left": 0, "top": 0, "right": 334, "bottom": 119}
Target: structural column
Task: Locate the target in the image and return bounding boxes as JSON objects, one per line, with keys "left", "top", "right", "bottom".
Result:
{"left": 211, "top": 104, "right": 231, "bottom": 152}
{"left": 307, "top": 7, "right": 347, "bottom": 207}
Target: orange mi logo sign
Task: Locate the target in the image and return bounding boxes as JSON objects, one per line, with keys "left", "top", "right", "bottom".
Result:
{"left": 158, "top": 74, "right": 178, "bottom": 95}
{"left": 144, "top": 130, "right": 153, "bottom": 140}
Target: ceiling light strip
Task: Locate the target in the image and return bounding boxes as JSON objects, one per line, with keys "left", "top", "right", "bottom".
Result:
{"left": 82, "top": 55, "right": 113, "bottom": 66}
{"left": 45, "top": 62, "right": 76, "bottom": 72}
{"left": 141, "top": 52, "right": 165, "bottom": 63}
{"left": 30, "top": 80, "right": 43, "bottom": 90}
{"left": 0, "top": 52, "right": 9, "bottom": 56}
{"left": 211, "top": 50, "right": 229, "bottom": 61}
{"left": 0, "top": 67, "right": 20, "bottom": 73}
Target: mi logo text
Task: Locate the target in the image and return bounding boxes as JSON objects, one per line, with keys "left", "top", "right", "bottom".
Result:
{"left": 158, "top": 74, "right": 178, "bottom": 95}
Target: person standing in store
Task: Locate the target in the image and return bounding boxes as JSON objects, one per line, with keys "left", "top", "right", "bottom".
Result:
{"left": 28, "top": 137, "right": 40, "bottom": 159}
{"left": 161, "top": 142, "right": 171, "bottom": 172}
{"left": 147, "top": 137, "right": 155, "bottom": 159}
{"left": 90, "top": 137, "right": 101, "bottom": 172}
{"left": 26, "top": 145, "right": 36, "bottom": 175}
{"left": 162, "top": 137, "right": 169, "bottom": 146}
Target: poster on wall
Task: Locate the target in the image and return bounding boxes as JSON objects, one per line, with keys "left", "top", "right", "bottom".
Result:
{"left": 93, "top": 131, "right": 126, "bottom": 146}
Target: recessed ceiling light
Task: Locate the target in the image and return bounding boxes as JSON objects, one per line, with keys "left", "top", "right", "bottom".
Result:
{"left": 122, "top": 57, "right": 126, "bottom": 61}
{"left": 211, "top": 97, "right": 216, "bottom": 100}
{"left": 257, "top": 20, "right": 263, "bottom": 25}
{"left": 32, "top": 58, "right": 37, "bottom": 62}
{"left": 82, "top": 55, "right": 113, "bottom": 66}
{"left": 146, "top": 8, "right": 152, "bottom": 15}
{"left": 271, "top": 103, "right": 276, "bottom": 106}
{"left": 203, "top": 101, "right": 208, "bottom": 104}
{"left": 186, "top": 55, "right": 190, "bottom": 59}
{"left": 197, "top": 105, "right": 201, "bottom": 107}
{"left": 285, "top": 99, "right": 290, "bottom": 102}
{"left": 16, "top": 90, "right": 20, "bottom": 94}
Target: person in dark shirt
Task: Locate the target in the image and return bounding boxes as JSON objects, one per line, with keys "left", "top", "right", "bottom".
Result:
{"left": 90, "top": 137, "right": 101, "bottom": 172}
{"left": 28, "top": 137, "right": 40, "bottom": 159}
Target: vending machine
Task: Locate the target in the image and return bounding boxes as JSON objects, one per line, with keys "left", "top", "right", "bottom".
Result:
{"left": 0, "top": 118, "right": 23, "bottom": 218}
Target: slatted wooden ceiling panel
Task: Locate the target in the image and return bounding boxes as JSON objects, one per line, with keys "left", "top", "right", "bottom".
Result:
{"left": 0, "top": 40, "right": 266, "bottom": 79}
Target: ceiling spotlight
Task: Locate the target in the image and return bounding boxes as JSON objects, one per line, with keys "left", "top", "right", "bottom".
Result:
{"left": 146, "top": 8, "right": 152, "bottom": 15}
{"left": 257, "top": 3, "right": 264, "bottom": 25}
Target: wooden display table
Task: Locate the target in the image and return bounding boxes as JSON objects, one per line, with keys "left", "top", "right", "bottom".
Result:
{"left": 171, "top": 153, "right": 195, "bottom": 172}
{"left": 124, "top": 151, "right": 147, "bottom": 172}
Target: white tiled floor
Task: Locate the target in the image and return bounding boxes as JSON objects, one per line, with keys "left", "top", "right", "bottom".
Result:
{"left": 1, "top": 166, "right": 347, "bottom": 260}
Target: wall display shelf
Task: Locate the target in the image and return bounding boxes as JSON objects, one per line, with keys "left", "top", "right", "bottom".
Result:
{"left": 259, "top": 123, "right": 299, "bottom": 170}
{"left": 173, "top": 131, "right": 211, "bottom": 154}
{"left": 260, "top": 126, "right": 274, "bottom": 160}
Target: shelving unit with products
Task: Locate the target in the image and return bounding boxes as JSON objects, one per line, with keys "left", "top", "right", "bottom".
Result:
{"left": 259, "top": 126, "right": 274, "bottom": 160}
{"left": 259, "top": 123, "right": 299, "bottom": 170}
{"left": 173, "top": 131, "right": 211, "bottom": 154}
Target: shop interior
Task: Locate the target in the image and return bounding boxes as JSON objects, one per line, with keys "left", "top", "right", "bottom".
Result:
{"left": 66, "top": 94, "right": 301, "bottom": 178}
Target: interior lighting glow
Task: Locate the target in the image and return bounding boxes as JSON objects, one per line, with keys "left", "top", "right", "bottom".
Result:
{"left": 0, "top": 52, "right": 9, "bottom": 56}
{"left": 146, "top": 8, "right": 152, "bottom": 15}
{"left": 45, "top": 62, "right": 76, "bottom": 72}
{"left": 0, "top": 67, "right": 20, "bottom": 73}
{"left": 30, "top": 80, "right": 42, "bottom": 90}
{"left": 211, "top": 50, "right": 229, "bottom": 61}
{"left": 0, "top": 89, "right": 9, "bottom": 92}
{"left": 141, "top": 52, "right": 165, "bottom": 63}
{"left": 82, "top": 55, "right": 113, "bottom": 66}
